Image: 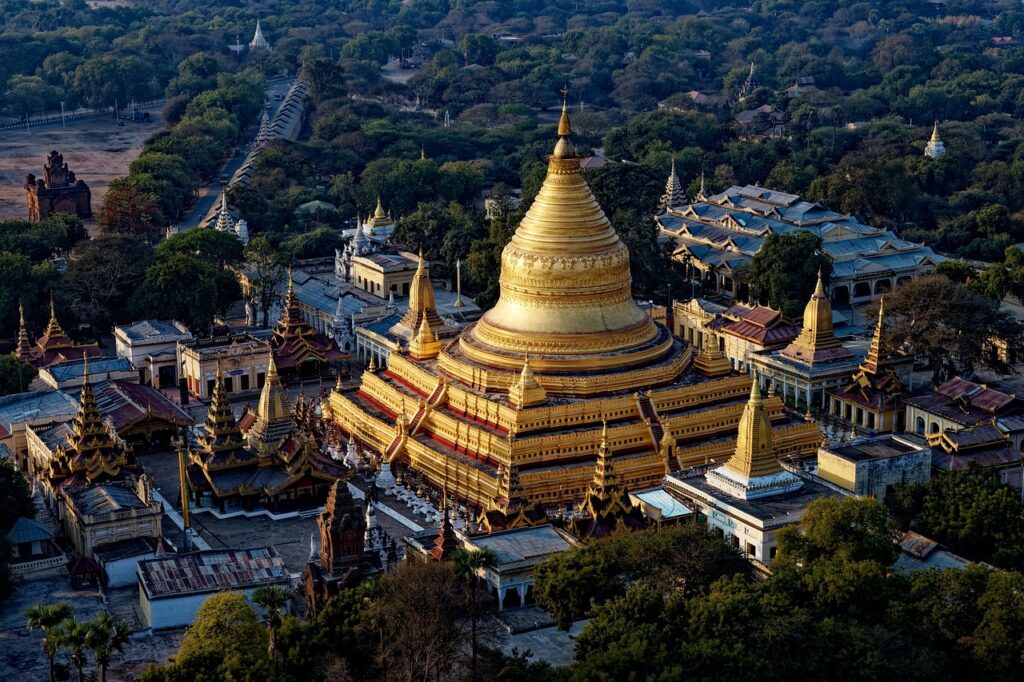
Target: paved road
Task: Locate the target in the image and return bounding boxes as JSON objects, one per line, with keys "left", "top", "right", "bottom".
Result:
{"left": 176, "top": 78, "right": 295, "bottom": 231}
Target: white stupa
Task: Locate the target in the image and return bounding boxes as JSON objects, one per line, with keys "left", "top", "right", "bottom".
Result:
{"left": 249, "top": 20, "right": 271, "bottom": 51}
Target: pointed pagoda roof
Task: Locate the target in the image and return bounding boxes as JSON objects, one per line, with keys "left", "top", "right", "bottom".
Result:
{"left": 196, "top": 361, "right": 246, "bottom": 458}
{"left": 430, "top": 494, "right": 459, "bottom": 561}
{"left": 464, "top": 89, "right": 661, "bottom": 373}
{"left": 37, "top": 296, "right": 74, "bottom": 351}
{"left": 272, "top": 267, "right": 347, "bottom": 370}
{"left": 930, "top": 120, "right": 941, "bottom": 143}
{"left": 249, "top": 19, "right": 270, "bottom": 50}
{"left": 779, "top": 270, "right": 853, "bottom": 365}
{"left": 392, "top": 250, "right": 445, "bottom": 340}
{"left": 243, "top": 353, "right": 294, "bottom": 449}
{"left": 215, "top": 192, "right": 234, "bottom": 233}
{"left": 14, "top": 301, "right": 37, "bottom": 363}
{"left": 830, "top": 296, "right": 907, "bottom": 409}
{"left": 705, "top": 373, "right": 802, "bottom": 500}
{"left": 660, "top": 157, "right": 687, "bottom": 212}
{"left": 508, "top": 354, "right": 547, "bottom": 408}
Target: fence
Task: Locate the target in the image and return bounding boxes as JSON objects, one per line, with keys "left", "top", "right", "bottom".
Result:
{"left": 0, "top": 99, "right": 167, "bottom": 133}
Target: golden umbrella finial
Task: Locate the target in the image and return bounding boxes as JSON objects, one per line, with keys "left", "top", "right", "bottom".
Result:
{"left": 557, "top": 84, "right": 571, "bottom": 138}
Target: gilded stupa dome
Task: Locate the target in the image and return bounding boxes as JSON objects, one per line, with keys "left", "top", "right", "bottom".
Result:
{"left": 457, "top": 97, "right": 673, "bottom": 377}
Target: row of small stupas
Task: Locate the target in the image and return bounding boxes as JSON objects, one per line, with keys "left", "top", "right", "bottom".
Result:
{"left": 324, "top": 101, "right": 821, "bottom": 523}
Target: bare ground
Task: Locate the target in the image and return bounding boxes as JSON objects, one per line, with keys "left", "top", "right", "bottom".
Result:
{"left": 0, "top": 112, "right": 163, "bottom": 228}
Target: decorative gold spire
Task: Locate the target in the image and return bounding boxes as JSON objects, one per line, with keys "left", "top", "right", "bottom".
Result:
{"left": 374, "top": 195, "right": 386, "bottom": 219}
{"left": 408, "top": 316, "right": 441, "bottom": 360}
{"left": 508, "top": 354, "right": 547, "bottom": 408}
{"left": 722, "top": 373, "right": 781, "bottom": 479}
{"left": 589, "top": 420, "right": 617, "bottom": 499}
{"left": 930, "top": 120, "right": 941, "bottom": 142}
{"left": 395, "top": 249, "right": 442, "bottom": 336}
{"left": 43, "top": 295, "right": 66, "bottom": 339}
{"left": 246, "top": 353, "right": 294, "bottom": 449}
{"left": 463, "top": 92, "right": 663, "bottom": 375}
{"left": 860, "top": 296, "right": 888, "bottom": 376}
{"left": 780, "top": 268, "right": 852, "bottom": 364}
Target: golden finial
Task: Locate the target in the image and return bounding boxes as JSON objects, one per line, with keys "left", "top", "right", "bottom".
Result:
{"left": 814, "top": 268, "right": 825, "bottom": 296}
{"left": 557, "top": 85, "right": 572, "bottom": 138}
{"left": 420, "top": 145, "right": 426, "bottom": 160}
{"left": 215, "top": 358, "right": 223, "bottom": 381}
{"left": 48, "top": 295, "right": 57, "bottom": 324}
{"left": 374, "top": 195, "right": 385, "bottom": 219}
{"left": 82, "top": 352, "right": 90, "bottom": 382}
{"left": 930, "top": 120, "right": 941, "bottom": 142}
{"left": 18, "top": 300, "right": 25, "bottom": 328}
{"left": 287, "top": 265, "right": 294, "bottom": 294}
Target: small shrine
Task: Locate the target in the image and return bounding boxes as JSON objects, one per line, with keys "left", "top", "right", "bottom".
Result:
{"left": 24, "top": 151, "right": 91, "bottom": 221}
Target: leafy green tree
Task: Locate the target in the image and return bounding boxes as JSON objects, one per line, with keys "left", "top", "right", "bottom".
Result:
{"left": 130, "top": 254, "right": 239, "bottom": 333}
{"left": 776, "top": 496, "right": 900, "bottom": 566}
{"left": 0, "top": 457, "right": 34, "bottom": 532}
{"left": 748, "top": 232, "right": 833, "bottom": 317}
{"left": 244, "top": 237, "right": 286, "bottom": 329}
{"left": 24, "top": 602, "right": 73, "bottom": 682}
{"left": 56, "top": 616, "right": 92, "bottom": 682}
{"left": 887, "top": 468, "right": 1024, "bottom": 569}
{"left": 453, "top": 547, "right": 498, "bottom": 681}
{"left": 0, "top": 355, "right": 38, "bottom": 396}
{"left": 60, "top": 237, "right": 152, "bottom": 330}
{"left": 98, "top": 178, "right": 164, "bottom": 241}
{"left": 141, "top": 592, "right": 270, "bottom": 681}
{"left": 156, "top": 230, "right": 243, "bottom": 267}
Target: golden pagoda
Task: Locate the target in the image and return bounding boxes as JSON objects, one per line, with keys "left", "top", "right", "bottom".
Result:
{"left": 693, "top": 331, "right": 732, "bottom": 377}
{"left": 188, "top": 354, "right": 344, "bottom": 513}
{"left": 326, "top": 96, "right": 819, "bottom": 511}
{"left": 704, "top": 373, "right": 803, "bottom": 500}
{"left": 778, "top": 270, "right": 853, "bottom": 365}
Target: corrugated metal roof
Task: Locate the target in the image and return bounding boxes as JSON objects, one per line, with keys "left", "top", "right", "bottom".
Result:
{"left": 138, "top": 547, "right": 288, "bottom": 598}
{"left": 6, "top": 516, "right": 54, "bottom": 544}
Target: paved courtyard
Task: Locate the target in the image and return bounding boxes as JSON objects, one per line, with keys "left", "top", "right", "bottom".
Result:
{"left": 0, "top": 576, "right": 182, "bottom": 681}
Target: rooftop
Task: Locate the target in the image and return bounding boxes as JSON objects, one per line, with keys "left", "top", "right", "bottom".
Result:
{"left": 43, "top": 357, "right": 134, "bottom": 384}
{"left": 825, "top": 435, "right": 923, "bottom": 463}
{"left": 894, "top": 531, "right": 971, "bottom": 573}
{"left": 69, "top": 482, "right": 151, "bottom": 515}
{"left": 629, "top": 487, "right": 694, "bottom": 520}
{"left": 92, "top": 536, "right": 157, "bottom": 563}
{"left": 0, "top": 390, "right": 77, "bottom": 435}
{"left": 115, "top": 320, "right": 192, "bottom": 344}
{"left": 464, "top": 525, "right": 577, "bottom": 570}
{"left": 5, "top": 516, "right": 54, "bottom": 544}
{"left": 138, "top": 547, "right": 288, "bottom": 599}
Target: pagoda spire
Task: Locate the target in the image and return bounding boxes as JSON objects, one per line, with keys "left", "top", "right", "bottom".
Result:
{"left": 860, "top": 296, "right": 888, "bottom": 375}
{"left": 215, "top": 192, "right": 234, "bottom": 233}
{"left": 694, "top": 330, "right": 731, "bottom": 377}
{"left": 703, "top": 371, "right": 802, "bottom": 500}
{"left": 245, "top": 352, "right": 294, "bottom": 449}
{"left": 395, "top": 249, "right": 442, "bottom": 336}
{"left": 508, "top": 353, "right": 547, "bottom": 408}
{"left": 199, "top": 360, "right": 244, "bottom": 453}
{"left": 43, "top": 295, "right": 64, "bottom": 339}
{"left": 408, "top": 316, "right": 440, "bottom": 360}
{"left": 660, "top": 156, "right": 687, "bottom": 212}
{"left": 430, "top": 487, "right": 458, "bottom": 561}
{"left": 374, "top": 195, "right": 386, "bottom": 219}
{"left": 14, "top": 301, "right": 35, "bottom": 363}
{"left": 780, "top": 268, "right": 851, "bottom": 364}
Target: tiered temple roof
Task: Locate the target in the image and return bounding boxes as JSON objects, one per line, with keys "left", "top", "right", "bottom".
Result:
{"left": 326, "top": 98, "right": 820, "bottom": 513}
{"left": 830, "top": 299, "right": 907, "bottom": 411}
{"left": 15, "top": 299, "right": 100, "bottom": 368}
{"left": 779, "top": 271, "right": 854, "bottom": 365}
{"left": 187, "top": 357, "right": 343, "bottom": 510}
{"left": 660, "top": 158, "right": 687, "bottom": 212}
{"left": 271, "top": 268, "right": 348, "bottom": 373}
{"left": 33, "top": 358, "right": 136, "bottom": 492}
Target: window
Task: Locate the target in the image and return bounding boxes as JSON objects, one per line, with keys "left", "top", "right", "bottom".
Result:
{"left": 746, "top": 542, "right": 756, "bottom": 557}
{"left": 240, "top": 375, "right": 250, "bottom": 391}
{"left": 257, "top": 372, "right": 266, "bottom": 388}
{"left": 769, "top": 547, "right": 778, "bottom": 560}
{"left": 225, "top": 377, "right": 234, "bottom": 393}
{"left": 915, "top": 416, "right": 925, "bottom": 435}
{"left": 730, "top": 535, "right": 740, "bottom": 548}
{"left": 206, "top": 379, "right": 215, "bottom": 397}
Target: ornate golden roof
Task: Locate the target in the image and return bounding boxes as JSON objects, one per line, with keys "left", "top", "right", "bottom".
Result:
{"left": 458, "top": 96, "right": 666, "bottom": 374}
{"left": 722, "top": 374, "right": 782, "bottom": 479}
{"left": 245, "top": 353, "right": 294, "bottom": 449}
{"left": 508, "top": 354, "right": 547, "bottom": 408}
{"left": 694, "top": 331, "right": 732, "bottom": 377}
{"left": 930, "top": 120, "right": 941, "bottom": 142}
{"left": 408, "top": 316, "right": 441, "bottom": 360}
{"left": 779, "top": 270, "right": 852, "bottom": 364}
{"left": 198, "top": 361, "right": 245, "bottom": 455}
{"left": 395, "top": 251, "right": 444, "bottom": 337}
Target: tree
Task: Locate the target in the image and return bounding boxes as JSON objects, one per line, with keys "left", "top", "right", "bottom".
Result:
{"left": 251, "top": 585, "right": 292, "bottom": 681}
{"left": 156, "top": 229, "right": 244, "bottom": 267}
{"left": 60, "top": 237, "right": 152, "bottom": 330}
{"left": 56, "top": 616, "right": 92, "bottom": 682}
{"left": 0, "top": 355, "right": 38, "bottom": 396}
{"left": 141, "top": 592, "right": 270, "bottom": 681}
{"left": 776, "top": 496, "right": 900, "bottom": 566}
{"left": 24, "top": 602, "right": 73, "bottom": 682}
{"left": 883, "top": 275, "right": 1021, "bottom": 382}
{"left": 453, "top": 547, "right": 498, "bottom": 680}
{"left": 0, "top": 459, "right": 34, "bottom": 532}
{"left": 244, "top": 237, "right": 286, "bottom": 328}
{"left": 130, "top": 253, "right": 239, "bottom": 333}
{"left": 98, "top": 177, "right": 164, "bottom": 241}
{"left": 86, "top": 612, "right": 131, "bottom": 682}
{"left": 748, "top": 232, "right": 833, "bottom": 316}
{"left": 886, "top": 468, "right": 1024, "bottom": 569}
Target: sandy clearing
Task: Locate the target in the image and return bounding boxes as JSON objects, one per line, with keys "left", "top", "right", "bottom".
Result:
{"left": 0, "top": 111, "right": 164, "bottom": 230}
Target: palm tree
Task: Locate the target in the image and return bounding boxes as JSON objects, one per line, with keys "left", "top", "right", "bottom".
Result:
{"left": 453, "top": 546, "right": 498, "bottom": 681}
{"left": 24, "top": 602, "right": 73, "bottom": 682}
{"left": 251, "top": 584, "right": 291, "bottom": 680}
{"left": 86, "top": 611, "right": 131, "bottom": 682}
{"left": 55, "top": 616, "right": 91, "bottom": 682}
